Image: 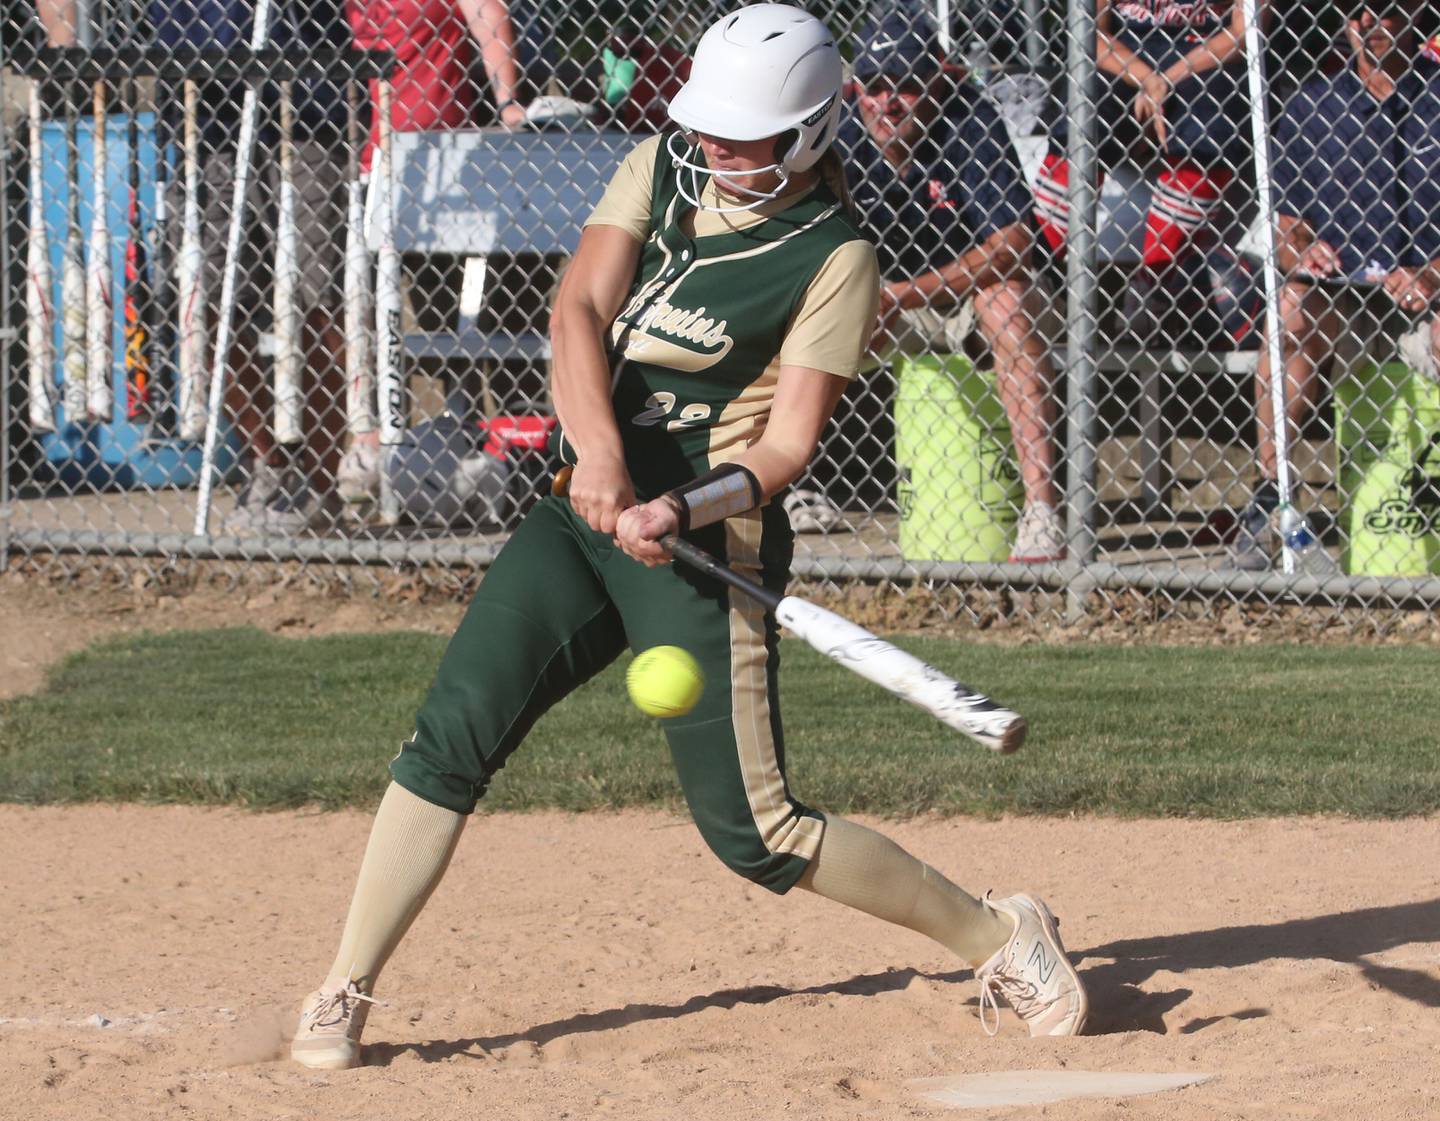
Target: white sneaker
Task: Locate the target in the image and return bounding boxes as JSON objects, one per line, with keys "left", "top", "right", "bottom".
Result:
{"left": 1010, "top": 502, "right": 1066, "bottom": 563}
{"left": 262, "top": 469, "right": 329, "bottom": 533}
{"left": 337, "top": 443, "right": 382, "bottom": 505}
{"left": 976, "top": 893, "right": 1088, "bottom": 1037}
{"left": 221, "top": 503, "right": 270, "bottom": 536}
{"left": 784, "top": 487, "right": 842, "bottom": 533}
{"left": 220, "top": 461, "right": 284, "bottom": 535}
{"left": 291, "top": 980, "right": 379, "bottom": 1070}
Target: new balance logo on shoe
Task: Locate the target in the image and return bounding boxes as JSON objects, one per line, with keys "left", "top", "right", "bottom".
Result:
{"left": 1027, "top": 939, "right": 1057, "bottom": 985}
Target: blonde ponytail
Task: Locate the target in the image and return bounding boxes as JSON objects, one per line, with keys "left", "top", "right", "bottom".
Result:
{"left": 818, "top": 148, "right": 856, "bottom": 216}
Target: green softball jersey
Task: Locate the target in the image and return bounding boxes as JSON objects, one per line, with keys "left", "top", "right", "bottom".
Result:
{"left": 557, "top": 133, "right": 880, "bottom": 501}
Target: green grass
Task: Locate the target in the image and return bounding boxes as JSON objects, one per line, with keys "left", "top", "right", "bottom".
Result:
{"left": 2, "top": 628, "right": 1438, "bottom": 817}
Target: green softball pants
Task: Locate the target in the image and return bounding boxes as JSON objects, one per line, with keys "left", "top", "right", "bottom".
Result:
{"left": 389, "top": 496, "right": 824, "bottom": 893}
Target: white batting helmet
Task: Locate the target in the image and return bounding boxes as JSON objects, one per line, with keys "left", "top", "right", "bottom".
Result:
{"left": 666, "top": 4, "right": 843, "bottom": 212}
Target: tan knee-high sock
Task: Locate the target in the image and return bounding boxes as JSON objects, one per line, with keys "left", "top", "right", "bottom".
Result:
{"left": 323, "top": 782, "right": 466, "bottom": 994}
{"left": 796, "top": 816, "right": 1012, "bottom": 966}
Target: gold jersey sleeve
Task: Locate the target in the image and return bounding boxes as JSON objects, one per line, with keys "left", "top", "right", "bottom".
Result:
{"left": 583, "top": 134, "right": 663, "bottom": 242}
{"left": 779, "top": 239, "right": 881, "bottom": 380}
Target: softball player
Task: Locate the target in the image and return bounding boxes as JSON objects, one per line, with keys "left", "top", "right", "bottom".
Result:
{"left": 1033, "top": 0, "right": 1262, "bottom": 339}
{"left": 291, "top": 4, "right": 1087, "bottom": 1070}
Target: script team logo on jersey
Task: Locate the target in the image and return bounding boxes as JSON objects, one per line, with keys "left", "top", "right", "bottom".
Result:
{"left": 928, "top": 180, "right": 956, "bottom": 210}
{"left": 616, "top": 292, "right": 736, "bottom": 371}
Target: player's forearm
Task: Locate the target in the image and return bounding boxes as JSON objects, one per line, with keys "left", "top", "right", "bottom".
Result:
{"left": 550, "top": 304, "right": 625, "bottom": 465}
{"left": 728, "top": 368, "right": 849, "bottom": 500}
{"left": 1094, "top": 2, "right": 1152, "bottom": 83}
{"left": 728, "top": 442, "right": 819, "bottom": 502}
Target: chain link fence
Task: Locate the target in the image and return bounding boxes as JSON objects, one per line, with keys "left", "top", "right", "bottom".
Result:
{"left": 4, "top": 0, "right": 1440, "bottom": 621}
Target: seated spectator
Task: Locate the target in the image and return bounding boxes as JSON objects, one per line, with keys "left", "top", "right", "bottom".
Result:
{"left": 1231, "top": 0, "right": 1440, "bottom": 570}
{"left": 340, "top": 0, "right": 535, "bottom": 507}
{"left": 830, "top": 10, "right": 1064, "bottom": 561}
{"left": 1035, "top": 0, "right": 1261, "bottom": 341}
{"left": 352, "top": 0, "right": 530, "bottom": 139}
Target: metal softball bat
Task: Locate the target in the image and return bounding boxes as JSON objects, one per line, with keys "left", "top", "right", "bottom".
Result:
{"left": 26, "top": 83, "right": 57, "bottom": 433}
{"left": 549, "top": 466, "right": 1026, "bottom": 753}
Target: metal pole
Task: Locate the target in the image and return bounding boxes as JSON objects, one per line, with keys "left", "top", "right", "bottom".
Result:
{"left": 193, "top": 0, "right": 277, "bottom": 534}
{"left": 1063, "top": 0, "right": 1100, "bottom": 618}
{"left": 0, "top": 69, "right": 13, "bottom": 573}
{"left": 1022, "top": 0, "right": 1047, "bottom": 72}
{"left": 1240, "top": 0, "right": 1294, "bottom": 574}
{"left": 76, "top": 0, "right": 95, "bottom": 48}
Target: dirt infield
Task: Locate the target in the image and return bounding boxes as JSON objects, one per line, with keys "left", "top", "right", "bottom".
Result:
{"left": 2, "top": 806, "right": 1436, "bottom": 1120}
{"left": 3, "top": 576, "right": 1437, "bottom": 1118}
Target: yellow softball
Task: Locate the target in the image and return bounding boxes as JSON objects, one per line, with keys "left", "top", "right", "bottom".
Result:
{"left": 626, "top": 646, "right": 705, "bottom": 719}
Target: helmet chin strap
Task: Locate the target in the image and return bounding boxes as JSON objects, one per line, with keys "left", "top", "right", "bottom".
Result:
{"left": 666, "top": 132, "right": 793, "bottom": 215}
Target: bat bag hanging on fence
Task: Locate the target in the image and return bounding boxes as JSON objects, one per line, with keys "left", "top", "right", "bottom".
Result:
{"left": 894, "top": 353, "right": 1024, "bottom": 563}
{"left": 1336, "top": 361, "right": 1440, "bottom": 577}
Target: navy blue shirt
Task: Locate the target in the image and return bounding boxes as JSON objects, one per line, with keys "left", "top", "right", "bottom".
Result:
{"left": 1274, "top": 66, "right": 1440, "bottom": 274}
{"left": 838, "top": 86, "right": 1032, "bottom": 281}
{"left": 151, "top": 0, "right": 351, "bottom": 146}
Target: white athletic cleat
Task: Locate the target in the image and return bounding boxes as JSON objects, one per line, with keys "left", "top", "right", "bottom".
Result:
{"left": 291, "top": 980, "right": 378, "bottom": 1070}
{"left": 976, "top": 893, "right": 1088, "bottom": 1037}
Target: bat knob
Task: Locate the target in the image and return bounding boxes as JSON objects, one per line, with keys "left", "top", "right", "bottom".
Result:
{"left": 551, "top": 464, "right": 574, "bottom": 497}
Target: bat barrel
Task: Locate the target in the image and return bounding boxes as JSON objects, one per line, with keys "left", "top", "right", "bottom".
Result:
{"left": 273, "top": 78, "right": 302, "bottom": 445}
{"left": 773, "top": 595, "right": 1027, "bottom": 754}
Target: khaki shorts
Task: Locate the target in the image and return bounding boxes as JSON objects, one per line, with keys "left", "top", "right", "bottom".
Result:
{"left": 1322, "top": 287, "right": 1438, "bottom": 383}
{"left": 165, "top": 141, "right": 345, "bottom": 320}
{"left": 863, "top": 298, "right": 977, "bottom": 373}
{"left": 1398, "top": 313, "right": 1439, "bottom": 384}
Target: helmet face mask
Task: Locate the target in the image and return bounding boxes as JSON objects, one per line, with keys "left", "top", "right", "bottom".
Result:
{"left": 666, "top": 4, "right": 842, "bottom": 213}
{"left": 665, "top": 131, "right": 790, "bottom": 214}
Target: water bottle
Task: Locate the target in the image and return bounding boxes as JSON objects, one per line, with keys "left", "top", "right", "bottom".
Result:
{"left": 1276, "top": 503, "right": 1338, "bottom": 575}
{"left": 966, "top": 36, "right": 996, "bottom": 89}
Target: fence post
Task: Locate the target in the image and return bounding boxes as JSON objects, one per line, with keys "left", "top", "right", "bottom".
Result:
{"left": 0, "top": 68, "right": 13, "bottom": 574}
{"left": 1063, "top": 0, "right": 1100, "bottom": 619}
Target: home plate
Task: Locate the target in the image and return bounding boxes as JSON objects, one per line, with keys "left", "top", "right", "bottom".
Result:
{"left": 909, "top": 1070, "right": 1215, "bottom": 1109}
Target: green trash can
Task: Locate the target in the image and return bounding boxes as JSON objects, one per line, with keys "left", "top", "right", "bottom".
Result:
{"left": 1335, "top": 362, "right": 1440, "bottom": 576}
{"left": 894, "top": 353, "right": 1023, "bottom": 562}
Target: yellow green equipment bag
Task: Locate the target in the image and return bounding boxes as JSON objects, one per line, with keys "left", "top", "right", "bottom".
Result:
{"left": 1335, "top": 361, "right": 1440, "bottom": 576}
{"left": 894, "top": 353, "right": 1023, "bottom": 562}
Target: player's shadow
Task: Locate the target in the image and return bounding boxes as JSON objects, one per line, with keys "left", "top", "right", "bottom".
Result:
{"left": 364, "top": 965, "right": 973, "bottom": 1066}
{"left": 1077, "top": 897, "right": 1440, "bottom": 1021}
